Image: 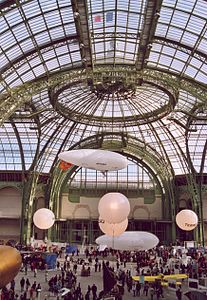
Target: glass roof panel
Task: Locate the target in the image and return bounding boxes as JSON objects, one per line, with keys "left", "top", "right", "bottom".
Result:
{"left": 150, "top": 0, "right": 207, "bottom": 82}
{"left": 0, "top": 0, "right": 81, "bottom": 88}
{"left": 0, "top": 0, "right": 207, "bottom": 178}
{"left": 88, "top": 0, "right": 145, "bottom": 64}
{"left": 0, "top": 122, "right": 38, "bottom": 170}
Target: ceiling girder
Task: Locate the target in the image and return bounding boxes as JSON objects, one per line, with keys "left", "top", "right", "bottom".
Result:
{"left": 135, "top": 0, "right": 163, "bottom": 71}
{"left": 1, "top": 35, "right": 79, "bottom": 75}
{"left": 71, "top": 0, "right": 93, "bottom": 69}
{"left": 153, "top": 36, "right": 207, "bottom": 62}
{"left": 1, "top": 67, "right": 207, "bottom": 125}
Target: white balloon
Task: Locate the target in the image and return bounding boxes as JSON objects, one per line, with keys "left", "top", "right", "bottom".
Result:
{"left": 99, "top": 217, "right": 128, "bottom": 237}
{"left": 58, "top": 149, "right": 128, "bottom": 171}
{"left": 176, "top": 209, "right": 198, "bottom": 231}
{"left": 96, "top": 231, "right": 159, "bottom": 251}
{"left": 33, "top": 208, "right": 55, "bottom": 230}
{"left": 98, "top": 192, "right": 130, "bottom": 224}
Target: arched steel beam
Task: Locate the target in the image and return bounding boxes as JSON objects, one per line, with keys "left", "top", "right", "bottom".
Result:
{"left": 71, "top": 0, "right": 93, "bottom": 69}
{"left": 1, "top": 35, "right": 79, "bottom": 75}
{"left": 1, "top": 66, "right": 207, "bottom": 126}
{"left": 153, "top": 36, "right": 207, "bottom": 61}
{"left": 135, "top": 0, "right": 163, "bottom": 71}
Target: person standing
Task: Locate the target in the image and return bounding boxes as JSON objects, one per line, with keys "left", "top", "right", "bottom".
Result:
{"left": 36, "top": 283, "right": 41, "bottom": 300}
{"left": 20, "top": 277, "right": 25, "bottom": 293}
{"left": 143, "top": 282, "right": 149, "bottom": 296}
{"left": 132, "top": 283, "right": 136, "bottom": 297}
{"left": 25, "top": 278, "right": 30, "bottom": 291}
{"left": 176, "top": 287, "right": 182, "bottom": 300}
{"left": 136, "top": 282, "right": 141, "bottom": 296}
{"left": 149, "top": 286, "right": 155, "bottom": 300}
{"left": 10, "top": 279, "right": 15, "bottom": 291}
{"left": 91, "top": 283, "right": 97, "bottom": 300}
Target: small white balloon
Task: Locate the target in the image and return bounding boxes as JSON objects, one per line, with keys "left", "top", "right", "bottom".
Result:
{"left": 33, "top": 208, "right": 55, "bottom": 230}
{"left": 176, "top": 209, "right": 198, "bottom": 231}
{"left": 98, "top": 192, "right": 130, "bottom": 224}
{"left": 99, "top": 217, "right": 128, "bottom": 237}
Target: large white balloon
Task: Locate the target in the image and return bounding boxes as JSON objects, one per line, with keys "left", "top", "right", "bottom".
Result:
{"left": 96, "top": 231, "right": 159, "bottom": 251}
{"left": 58, "top": 149, "right": 128, "bottom": 171}
{"left": 98, "top": 192, "right": 130, "bottom": 224}
{"left": 33, "top": 208, "right": 55, "bottom": 230}
{"left": 99, "top": 217, "right": 128, "bottom": 237}
{"left": 176, "top": 209, "right": 198, "bottom": 231}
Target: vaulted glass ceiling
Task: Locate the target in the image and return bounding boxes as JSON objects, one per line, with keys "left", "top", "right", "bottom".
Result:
{"left": 0, "top": 0, "right": 207, "bottom": 178}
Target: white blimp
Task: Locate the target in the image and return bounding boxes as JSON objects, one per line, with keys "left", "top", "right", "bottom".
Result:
{"left": 96, "top": 231, "right": 159, "bottom": 251}
{"left": 58, "top": 149, "right": 128, "bottom": 172}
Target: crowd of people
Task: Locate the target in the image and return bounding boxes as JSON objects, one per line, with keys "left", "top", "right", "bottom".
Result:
{"left": 0, "top": 243, "right": 206, "bottom": 299}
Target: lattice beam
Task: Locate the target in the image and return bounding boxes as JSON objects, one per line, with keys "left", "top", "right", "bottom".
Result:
{"left": 1, "top": 67, "right": 207, "bottom": 125}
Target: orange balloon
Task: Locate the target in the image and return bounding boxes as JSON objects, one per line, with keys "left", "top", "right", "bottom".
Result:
{"left": 59, "top": 160, "right": 73, "bottom": 170}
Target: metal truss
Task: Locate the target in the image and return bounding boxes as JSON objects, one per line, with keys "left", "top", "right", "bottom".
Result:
{"left": 1, "top": 66, "right": 207, "bottom": 125}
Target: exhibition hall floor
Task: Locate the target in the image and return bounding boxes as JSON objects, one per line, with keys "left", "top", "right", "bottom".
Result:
{"left": 11, "top": 259, "right": 190, "bottom": 299}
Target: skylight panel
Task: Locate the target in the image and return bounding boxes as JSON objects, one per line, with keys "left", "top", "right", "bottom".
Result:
{"left": 5, "top": 9, "right": 22, "bottom": 26}
{"left": 117, "top": 11, "right": 128, "bottom": 27}
{"left": 176, "top": 0, "right": 195, "bottom": 13}
{"left": 197, "top": 37, "right": 207, "bottom": 53}
{"left": 25, "top": 56, "right": 42, "bottom": 67}
{"left": 23, "top": 1, "right": 42, "bottom": 18}
{"left": 55, "top": 45, "right": 69, "bottom": 55}
{"left": 28, "top": 16, "right": 46, "bottom": 33}
{"left": 171, "top": 59, "right": 185, "bottom": 72}
{"left": 1, "top": 31, "right": 16, "bottom": 50}
{"left": 194, "top": 0, "right": 207, "bottom": 15}
{"left": 184, "top": 66, "right": 198, "bottom": 78}
{"left": 5, "top": 44, "right": 23, "bottom": 60}
{"left": 171, "top": 10, "right": 189, "bottom": 27}
{"left": 45, "top": 58, "right": 59, "bottom": 71}
{"left": 44, "top": 11, "right": 62, "bottom": 27}
{"left": 190, "top": 57, "right": 203, "bottom": 69}
{"left": 42, "top": 49, "right": 56, "bottom": 60}
{"left": 175, "top": 50, "right": 189, "bottom": 61}
{"left": 16, "top": 62, "right": 32, "bottom": 74}
{"left": 117, "top": 0, "right": 129, "bottom": 9}
{"left": 12, "top": 23, "right": 30, "bottom": 40}
{"left": 34, "top": 31, "right": 50, "bottom": 44}
{"left": 0, "top": 16, "right": 8, "bottom": 31}
{"left": 70, "top": 53, "right": 81, "bottom": 64}
{"left": 20, "top": 71, "right": 35, "bottom": 82}
{"left": 181, "top": 32, "right": 198, "bottom": 46}
{"left": 49, "top": 27, "right": 65, "bottom": 39}
{"left": 7, "top": 78, "right": 22, "bottom": 88}
{"left": 64, "top": 24, "right": 76, "bottom": 35}
{"left": 33, "top": 65, "right": 45, "bottom": 76}
{"left": 187, "top": 15, "right": 206, "bottom": 34}
{"left": 60, "top": 9, "right": 74, "bottom": 23}
{"left": 40, "top": 0, "right": 58, "bottom": 12}
{"left": 200, "top": 63, "right": 207, "bottom": 74}
{"left": 195, "top": 72, "right": 207, "bottom": 83}
{"left": 158, "top": 54, "right": 173, "bottom": 66}
{"left": 166, "top": 27, "right": 183, "bottom": 41}
{"left": 0, "top": 53, "right": 9, "bottom": 66}
{"left": 162, "top": 46, "right": 176, "bottom": 56}
{"left": 19, "top": 38, "right": 35, "bottom": 52}
{"left": 155, "top": 23, "right": 168, "bottom": 36}
{"left": 58, "top": 55, "right": 71, "bottom": 66}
